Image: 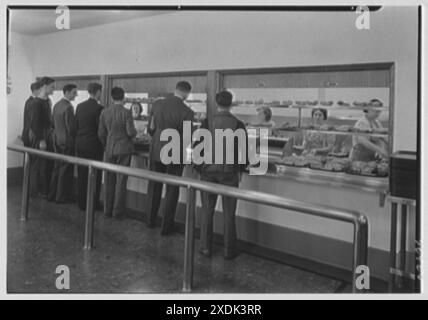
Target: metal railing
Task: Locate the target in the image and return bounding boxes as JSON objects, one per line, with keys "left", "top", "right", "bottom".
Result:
{"left": 8, "top": 144, "right": 369, "bottom": 293}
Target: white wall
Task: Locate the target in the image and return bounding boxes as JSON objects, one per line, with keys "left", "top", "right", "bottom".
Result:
{"left": 9, "top": 7, "right": 418, "bottom": 168}
{"left": 7, "top": 32, "right": 35, "bottom": 168}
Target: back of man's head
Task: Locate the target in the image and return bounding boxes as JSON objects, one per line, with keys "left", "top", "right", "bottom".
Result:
{"left": 176, "top": 81, "right": 192, "bottom": 93}
{"left": 63, "top": 84, "right": 77, "bottom": 95}
{"left": 30, "top": 81, "right": 41, "bottom": 93}
{"left": 216, "top": 90, "right": 233, "bottom": 108}
{"left": 87, "top": 83, "right": 102, "bottom": 96}
{"left": 39, "top": 77, "right": 55, "bottom": 86}
{"left": 111, "top": 87, "right": 125, "bottom": 102}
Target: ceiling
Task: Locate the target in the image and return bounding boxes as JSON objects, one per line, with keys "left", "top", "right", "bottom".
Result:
{"left": 9, "top": 9, "right": 173, "bottom": 36}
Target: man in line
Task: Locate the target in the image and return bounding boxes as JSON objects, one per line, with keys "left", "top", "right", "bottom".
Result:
{"left": 197, "top": 90, "right": 248, "bottom": 260}
{"left": 75, "top": 83, "right": 104, "bottom": 211}
{"left": 146, "top": 81, "right": 194, "bottom": 235}
{"left": 98, "top": 87, "right": 137, "bottom": 219}
{"left": 39, "top": 77, "right": 56, "bottom": 196}
{"left": 22, "top": 81, "right": 41, "bottom": 147}
{"left": 27, "top": 80, "right": 51, "bottom": 197}
{"left": 48, "top": 84, "right": 77, "bottom": 203}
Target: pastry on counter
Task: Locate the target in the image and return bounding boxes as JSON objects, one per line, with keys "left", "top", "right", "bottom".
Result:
{"left": 337, "top": 100, "right": 350, "bottom": 107}
{"left": 320, "top": 101, "right": 334, "bottom": 106}
{"left": 295, "top": 100, "right": 307, "bottom": 106}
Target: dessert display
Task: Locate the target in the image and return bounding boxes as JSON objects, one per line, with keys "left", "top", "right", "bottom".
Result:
{"left": 233, "top": 94, "right": 389, "bottom": 179}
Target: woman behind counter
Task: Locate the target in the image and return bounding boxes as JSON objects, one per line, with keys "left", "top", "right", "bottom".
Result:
{"left": 130, "top": 102, "right": 148, "bottom": 137}
{"left": 251, "top": 106, "right": 276, "bottom": 128}
{"left": 283, "top": 108, "right": 335, "bottom": 157}
{"left": 350, "top": 99, "right": 388, "bottom": 161}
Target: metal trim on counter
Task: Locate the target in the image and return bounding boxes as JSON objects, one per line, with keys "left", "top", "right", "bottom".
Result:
{"left": 260, "top": 165, "right": 388, "bottom": 193}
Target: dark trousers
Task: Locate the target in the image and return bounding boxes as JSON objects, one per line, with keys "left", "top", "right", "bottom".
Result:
{"left": 76, "top": 145, "right": 103, "bottom": 210}
{"left": 199, "top": 172, "right": 240, "bottom": 256}
{"left": 104, "top": 153, "right": 132, "bottom": 217}
{"left": 29, "top": 138, "right": 48, "bottom": 197}
{"left": 44, "top": 131, "right": 55, "bottom": 195}
{"left": 146, "top": 161, "right": 184, "bottom": 233}
{"left": 48, "top": 145, "right": 75, "bottom": 202}
{"left": 29, "top": 155, "right": 48, "bottom": 197}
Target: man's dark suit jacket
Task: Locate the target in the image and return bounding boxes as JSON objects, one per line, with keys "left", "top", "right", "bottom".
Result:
{"left": 27, "top": 97, "right": 48, "bottom": 145}
{"left": 52, "top": 98, "right": 76, "bottom": 149}
{"left": 22, "top": 96, "right": 34, "bottom": 147}
{"left": 148, "top": 95, "right": 194, "bottom": 163}
{"left": 75, "top": 98, "right": 104, "bottom": 153}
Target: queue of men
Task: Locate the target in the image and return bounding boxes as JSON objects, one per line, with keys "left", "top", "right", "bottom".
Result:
{"left": 22, "top": 79, "right": 246, "bottom": 260}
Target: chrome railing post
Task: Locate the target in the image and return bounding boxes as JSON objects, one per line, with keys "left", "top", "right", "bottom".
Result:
{"left": 20, "top": 152, "right": 31, "bottom": 221}
{"left": 351, "top": 216, "right": 369, "bottom": 293}
{"left": 84, "top": 166, "right": 96, "bottom": 250}
{"left": 183, "top": 186, "right": 196, "bottom": 292}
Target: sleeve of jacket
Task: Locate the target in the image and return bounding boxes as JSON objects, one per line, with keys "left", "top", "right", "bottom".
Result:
{"left": 126, "top": 110, "right": 137, "bottom": 138}
{"left": 147, "top": 101, "right": 157, "bottom": 136}
{"left": 97, "top": 111, "right": 107, "bottom": 148}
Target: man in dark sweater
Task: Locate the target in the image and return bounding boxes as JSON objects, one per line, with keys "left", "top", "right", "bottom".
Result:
{"left": 146, "top": 81, "right": 194, "bottom": 235}
{"left": 39, "top": 76, "right": 56, "bottom": 197}
{"left": 75, "top": 83, "right": 104, "bottom": 211}
{"left": 22, "top": 81, "right": 41, "bottom": 147}
{"left": 27, "top": 80, "right": 52, "bottom": 197}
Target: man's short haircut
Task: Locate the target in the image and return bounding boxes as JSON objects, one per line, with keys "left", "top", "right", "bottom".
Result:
{"left": 30, "top": 81, "right": 42, "bottom": 92}
{"left": 87, "top": 83, "right": 102, "bottom": 95}
{"left": 39, "top": 77, "right": 55, "bottom": 86}
{"left": 216, "top": 90, "right": 233, "bottom": 108}
{"left": 176, "top": 81, "right": 192, "bottom": 92}
{"left": 63, "top": 84, "right": 77, "bottom": 94}
{"left": 111, "top": 87, "right": 125, "bottom": 101}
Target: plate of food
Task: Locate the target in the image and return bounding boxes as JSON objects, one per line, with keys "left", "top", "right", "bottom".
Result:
{"left": 347, "top": 161, "right": 379, "bottom": 176}
{"left": 320, "top": 101, "right": 334, "bottom": 107}
{"left": 337, "top": 101, "right": 350, "bottom": 107}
